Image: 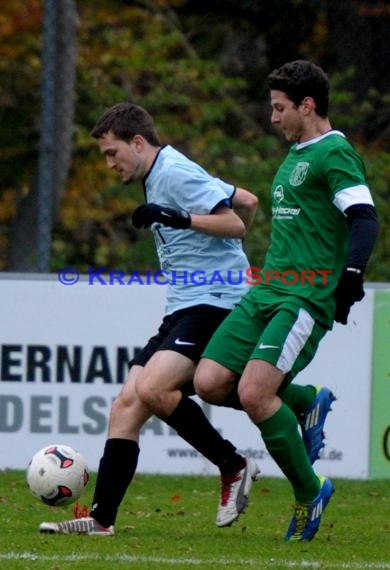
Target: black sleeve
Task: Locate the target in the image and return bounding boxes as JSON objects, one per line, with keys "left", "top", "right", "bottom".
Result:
{"left": 344, "top": 204, "right": 379, "bottom": 271}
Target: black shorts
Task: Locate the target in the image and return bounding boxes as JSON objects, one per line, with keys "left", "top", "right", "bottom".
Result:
{"left": 129, "top": 304, "right": 231, "bottom": 368}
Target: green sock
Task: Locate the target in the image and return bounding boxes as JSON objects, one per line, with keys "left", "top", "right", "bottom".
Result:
{"left": 279, "top": 384, "right": 317, "bottom": 416}
{"left": 257, "top": 403, "right": 320, "bottom": 503}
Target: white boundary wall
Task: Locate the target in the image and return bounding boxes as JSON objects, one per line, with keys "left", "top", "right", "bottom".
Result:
{"left": 0, "top": 274, "right": 374, "bottom": 478}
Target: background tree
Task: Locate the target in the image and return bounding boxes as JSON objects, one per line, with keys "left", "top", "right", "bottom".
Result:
{"left": 0, "top": 0, "right": 388, "bottom": 278}
{"left": 5, "top": 0, "right": 78, "bottom": 271}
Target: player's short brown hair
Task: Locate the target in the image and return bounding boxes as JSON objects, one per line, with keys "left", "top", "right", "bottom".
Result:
{"left": 267, "top": 60, "right": 329, "bottom": 117}
{"left": 91, "top": 102, "right": 161, "bottom": 146}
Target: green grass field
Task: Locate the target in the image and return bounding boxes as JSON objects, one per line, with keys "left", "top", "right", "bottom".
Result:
{"left": 0, "top": 470, "right": 389, "bottom": 570}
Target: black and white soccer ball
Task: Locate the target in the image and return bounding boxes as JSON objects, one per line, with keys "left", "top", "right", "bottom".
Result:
{"left": 26, "top": 444, "right": 89, "bottom": 507}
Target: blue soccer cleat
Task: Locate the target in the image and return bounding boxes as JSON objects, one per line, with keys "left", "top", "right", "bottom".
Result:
{"left": 301, "top": 386, "right": 336, "bottom": 463}
{"left": 285, "top": 476, "right": 335, "bottom": 541}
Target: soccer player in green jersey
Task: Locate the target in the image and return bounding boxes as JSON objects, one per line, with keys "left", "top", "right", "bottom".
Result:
{"left": 194, "top": 60, "right": 379, "bottom": 541}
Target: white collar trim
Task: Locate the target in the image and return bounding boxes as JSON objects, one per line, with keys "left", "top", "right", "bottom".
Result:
{"left": 296, "top": 130, "right": 345, "bottom": 150}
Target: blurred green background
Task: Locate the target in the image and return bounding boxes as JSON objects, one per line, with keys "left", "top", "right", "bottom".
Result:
{"left": 1, "top": 0, "right": 389, "bottom": 277}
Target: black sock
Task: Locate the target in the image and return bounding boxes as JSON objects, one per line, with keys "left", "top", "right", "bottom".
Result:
{"left": 90, "top": 438, "right": 139, "bottom": 528}
{"left": 165, "top": 396, "right": 245, "bottom": 475}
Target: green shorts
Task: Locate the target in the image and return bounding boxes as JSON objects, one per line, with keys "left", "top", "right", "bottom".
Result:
{"left": 202, "top": 295, "right": 328, "bottom": 384}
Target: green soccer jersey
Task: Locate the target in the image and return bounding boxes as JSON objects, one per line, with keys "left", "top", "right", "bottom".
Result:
{"left": 246, "top": 130, "right": 374, "bottom": 328}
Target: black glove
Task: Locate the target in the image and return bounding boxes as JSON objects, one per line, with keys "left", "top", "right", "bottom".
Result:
{"left": 132, "top": 203, "right": 191, "bottom": 229}
{"left": 334, "top": 267, "right": 365, "bottom": 325}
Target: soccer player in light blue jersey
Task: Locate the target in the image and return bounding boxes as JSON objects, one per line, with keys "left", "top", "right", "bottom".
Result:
{"left": 39, "top": 102, "right": 259, "bottom": 535}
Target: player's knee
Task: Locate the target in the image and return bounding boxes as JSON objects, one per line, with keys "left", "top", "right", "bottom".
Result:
{"left": 238, "top": 380, "right": 271, "bottom": 420}
{"left": 194, "top": 378, "right": 213, "bottom": 402}
{"left": 111, "top": 390, "right": 135, "bottom": 414}
{"left": 193, "top": 360, "right": 211, "bottom": 397}
{"left": 135, "top": 379, "right": 152, "bottom": 406}
{"left": 237, "top": 383, "right": 252, "bottom": 412}
{"left": 135, "top": 375, "right": 160, "bottom": 409}
{"left": 194, "top": 359, "right": 233, "bottom": 403}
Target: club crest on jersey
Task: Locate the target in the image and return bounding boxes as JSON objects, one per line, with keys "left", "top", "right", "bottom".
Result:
{"left": 289, "top": 162, "right": 310, "bottom": 186}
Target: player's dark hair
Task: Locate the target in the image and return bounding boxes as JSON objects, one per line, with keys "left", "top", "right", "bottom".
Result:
{"left": 91, "top": 102, "right": 161, "bottom": 146}
{"left": 267, "top": 60, "right": 329, "bottom": 117}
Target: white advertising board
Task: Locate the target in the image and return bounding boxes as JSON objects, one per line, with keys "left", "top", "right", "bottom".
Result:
{"left": 0, "top": 275, "right": 373, "bottom": 479}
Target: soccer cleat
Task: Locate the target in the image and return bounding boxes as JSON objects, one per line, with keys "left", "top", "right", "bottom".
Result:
{"left": 216, "top": 457, "right": 261, "bottom": 527}
{"left": 301, "top": 386, "right": 336, "bottom": 463}
{"left": 285, "top": 476, "right": 334, "bottom": 541}
{"left": 39, "top": 516, "right": 114, "bottom": 535}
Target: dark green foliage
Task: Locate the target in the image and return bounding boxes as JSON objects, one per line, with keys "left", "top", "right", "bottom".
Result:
{"left": 1, "top": 1, "right": 389, "bottom": 277}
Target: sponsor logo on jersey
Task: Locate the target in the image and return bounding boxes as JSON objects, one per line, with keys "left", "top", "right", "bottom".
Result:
{"left": 272, "top": 206, "right": 301, "bottom": 218}
{"left": 289, "top": 161, "right": 310, "bottom": 186}
{"left": 272, "top": 184, "right": 301, "bottom": 219}
{"left": 273, "top": 185, "right": 284, "bottom": 202}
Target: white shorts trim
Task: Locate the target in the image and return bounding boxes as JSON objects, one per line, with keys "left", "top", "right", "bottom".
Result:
{"left": 276, "top": 308, "right": 315, "bottom": 373}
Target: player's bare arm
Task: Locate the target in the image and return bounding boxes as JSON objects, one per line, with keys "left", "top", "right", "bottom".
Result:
{"left": 189, "top": 204, "right": 246, "bottom": 238}
{"left": 232, "top": 187, "right": 258, "bottom": 230}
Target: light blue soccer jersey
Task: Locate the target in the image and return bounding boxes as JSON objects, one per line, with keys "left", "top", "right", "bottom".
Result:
{"left": 143, "top": 145, "right": 250, "bottom": 314}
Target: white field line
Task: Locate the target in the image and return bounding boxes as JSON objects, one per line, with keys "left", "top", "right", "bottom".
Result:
{"left": 1, "top": 552, "right": 390, "bottom": 568}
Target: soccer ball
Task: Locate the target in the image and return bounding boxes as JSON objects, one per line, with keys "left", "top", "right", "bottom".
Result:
{"left": 26, "top": 444, "right": 89, "bottom": 507}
